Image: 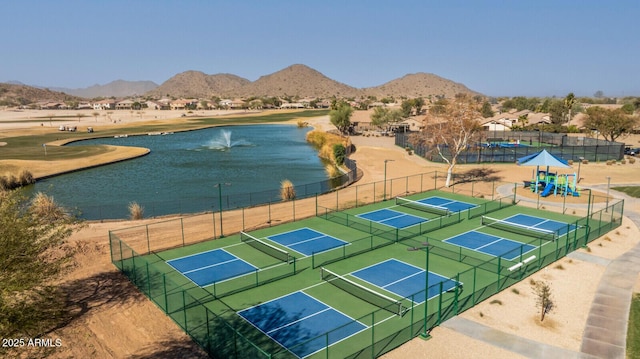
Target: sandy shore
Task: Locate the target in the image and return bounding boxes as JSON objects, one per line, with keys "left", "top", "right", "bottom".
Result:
{"left": 2, "top": 108, "right": 639, "bottom": 358}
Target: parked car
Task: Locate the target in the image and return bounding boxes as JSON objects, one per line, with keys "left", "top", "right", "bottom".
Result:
{"left": 625, "top": 147, "right": 640, "bottom": 156}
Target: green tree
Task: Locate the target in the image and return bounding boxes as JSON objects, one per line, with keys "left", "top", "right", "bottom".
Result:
{"left": 401, "top": 99, "right": 413, "bottom": 118}
{"left": 0, "top": 190, "right": 80, "bottom": 340}
{"left": 329, "top": 101, "right": 353, "bottom": 134}
{"left": 583, "top": 106, "right": 638, "bottom": 142}
{"left": 370, "top": 107, "right": 391, "bottom": 129}
{"left": 481, "top": 101, "right": 494, "bottom": 118}
{"left": 411, "top": 94, "right": 482, "bottom": 187}
{"left": 332, "top": 143, "right": 346, "bottom": 166}
{"left": 413, "top": 98, "right": 425, "bottom": 115}
{"left": 548, "top": 100, "right": 566, "bottom": 127}
{"left": 370, "top": 107, "right": 404, "bottom": 131}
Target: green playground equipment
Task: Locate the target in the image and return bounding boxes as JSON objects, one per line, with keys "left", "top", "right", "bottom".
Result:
{"left": 527, "top": 170, "right": 579, "bottom": 197}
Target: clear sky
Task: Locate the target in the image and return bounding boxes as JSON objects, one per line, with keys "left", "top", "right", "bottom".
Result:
{"left": 2, "top": 0, "right": 638, "bottom": 97}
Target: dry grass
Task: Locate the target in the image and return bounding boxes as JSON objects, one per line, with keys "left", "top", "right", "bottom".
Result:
{"left": 128, "top": 202, "right": 144, "bottom": 220}
{"left": 305, "top": 130, "right": 350, "bottom": 164}
{"left": 280, "top": 179, "right": 296, "bottom": 201}
{"left": 30, "top": 192, "right": 68, "bottom": 220}
{"left": 325, "top": 164, "right": 340, "bottom": 178}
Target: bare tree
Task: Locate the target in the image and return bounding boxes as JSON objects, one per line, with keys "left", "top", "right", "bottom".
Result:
{"left": 532, "top": 280, "right": 554, "bottom": 322}
{"left": 411, "top": 94, "right": 482, "bottom": 187}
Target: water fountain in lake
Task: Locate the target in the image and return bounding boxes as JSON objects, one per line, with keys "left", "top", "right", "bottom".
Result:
{"left": 205, "top": 129, "right": 251, "bottom": 151}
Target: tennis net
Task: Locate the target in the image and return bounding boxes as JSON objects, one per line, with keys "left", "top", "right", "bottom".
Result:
{"left": 321, "top": 267, "right": 408, "bottom": 316}
{"left": 396, "top": 197, "right": 450, "bottom": 216}
{"left": 481, "top": 215, "right": 557, "bottom": 241}
{"left": 240, "top": 232, "right": 293, "bottom": 264}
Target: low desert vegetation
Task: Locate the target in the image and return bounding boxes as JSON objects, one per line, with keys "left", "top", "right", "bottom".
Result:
{"left": 0, "top": 170, "right": 36, "bottom": 190}
{"left": 532, "top": 280, "right": 554, "bottom": 322}
{"left": 0, "top": 189, "right": 81, "bottom": 353}
{"left": 306, "top": 130, "right": 351, "bottom": 166}
{"left": 128, "top": 201, "right": 144, "bottom": 220}
{"left": 280, "top": 179, "right": 296, "bottom": 201}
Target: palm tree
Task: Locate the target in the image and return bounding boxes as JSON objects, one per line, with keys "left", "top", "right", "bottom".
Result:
{"left": 563, "top": 93, "right": 576, "bottom": 124}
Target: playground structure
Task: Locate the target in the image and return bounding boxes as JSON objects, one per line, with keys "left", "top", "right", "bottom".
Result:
{"left": 526, "top": 170, "right": 580, "bottom": 197}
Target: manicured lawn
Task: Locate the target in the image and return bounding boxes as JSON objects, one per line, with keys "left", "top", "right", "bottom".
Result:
{"left": 627, "top": 293, "right": 640, "bottom": 358}
{"left": 612, "top": 186, "right": 640, "bottom": 198}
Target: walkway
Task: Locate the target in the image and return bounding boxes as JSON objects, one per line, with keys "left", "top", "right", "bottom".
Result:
{"left": 440, "top": 183, "right": 640, "bottom": 358}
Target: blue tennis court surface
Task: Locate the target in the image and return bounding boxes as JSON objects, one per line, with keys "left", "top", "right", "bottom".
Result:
{"left": 502, "top": 214, "right": 577, "bottom": 236}
{"left": 351, "top": 259, "right": 460, "bottom": 303}
{"left": 444, "top": 231, "right": 536, "bottom": 261}
{"left": 416, "top": 196, "right": 477, "bottom": 213}
{"left": 238, "top": 291, "right": 366, "bottom": 358}
{"left": 357, "top": 208, "right": 427, "bottom": 229}
{"left": 268, "top": 228, "right": 348, "bottom": 256}
{"left": 167, "top": 249, "right": 257, "bottom": 287}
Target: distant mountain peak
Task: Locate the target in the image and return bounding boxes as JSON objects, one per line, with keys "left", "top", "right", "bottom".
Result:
{"left": 3, "top": 64, "right": 482, "bottom": 103}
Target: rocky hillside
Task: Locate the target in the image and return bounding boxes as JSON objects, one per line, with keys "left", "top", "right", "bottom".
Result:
{"left": 0, "top": 83, "right": 82, "bottom": 107}
{"left": 363, "top": 73, "right": 480, "bottom": 99}
{"left": 2, "top": 64, "right": 482, "bottom": 104}
{"left": 147, "top": 71, "right": 251, "bottom": 98}
{"left": 227, "top": 64, "right": 361, "bottom": 98}
{"left": 148, "top": 65, "right": 480, "bottom": 99}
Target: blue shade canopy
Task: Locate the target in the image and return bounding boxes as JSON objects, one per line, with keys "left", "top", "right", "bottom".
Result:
{"left": 517, "top": 149, "right": 570, "bottom": 168}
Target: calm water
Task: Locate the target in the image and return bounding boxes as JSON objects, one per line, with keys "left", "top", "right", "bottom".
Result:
{"left": 32, "top": 125, "right": 329, "bottom": 219}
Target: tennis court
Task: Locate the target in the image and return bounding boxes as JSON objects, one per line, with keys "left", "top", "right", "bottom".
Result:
{"left": 351, "top": 259, "right": 461, "bottom": 303}
{"left": 267, "top": 228, "right": 349, "bottom": 256}
{"left": 167, "top": 248, "right": 257, "bottom": 287}
{"left": 238, "top": 291, "right": 366, "bottom": 358}
{"left": 356, "top": 208, "right": 428, "bottom": 229}
{"left": 498, "top": 213, "right": 578, "bottom": 237}
{"left": 443, "top": 230, "right": 537, "bottom": 261}
{"left": 401, "top": 196, "right": 478, "bottom": 213}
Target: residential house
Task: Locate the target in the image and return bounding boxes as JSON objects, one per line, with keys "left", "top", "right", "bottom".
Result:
{"left": 116, "top": 100, "right": 134, "bottom": 110}
{"left": 93, "top": 99, "right": 116, "bottom": 110}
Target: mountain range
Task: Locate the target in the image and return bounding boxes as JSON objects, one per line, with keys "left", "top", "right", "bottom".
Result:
{"left": 1, "top": 64, "right": 480, "bottom": 103}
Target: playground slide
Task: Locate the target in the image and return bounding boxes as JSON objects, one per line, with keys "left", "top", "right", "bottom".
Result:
{"left": 541, "top": 182, "right": 554, "bottom": 197}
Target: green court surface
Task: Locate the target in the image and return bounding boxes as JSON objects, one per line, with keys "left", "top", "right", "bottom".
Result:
{"left": 111, "top": 189, "right": 623, "bottom": 359}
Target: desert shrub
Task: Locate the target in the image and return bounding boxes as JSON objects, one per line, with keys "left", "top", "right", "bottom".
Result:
{"left": 280, "top": 179, "right": 296, "bottom": 201}
{"left": 629, "top": 157, "right": 636, "bottom": 164}
{"left": 296, "top": 120, "right": 308, "bottom": 128}
{"left": 306, "top": 130, "right": 350, "bottom": 165}
{"left": 333, "top": 143, "right": 346, "bottom": 166}
{"left": 18, "top": 170, "right": 35, "bottom": 186}
{"left": 490, "top": 299, "right": 503, "bottom": 305}
{"left": 512, "top": 288, "right": 520, "bottom": 295}
{"left": 30, "top": 192, "right": 68, "bottom": 221}
{"left": 128, "top": 202, "right": 144, "bottom": 220}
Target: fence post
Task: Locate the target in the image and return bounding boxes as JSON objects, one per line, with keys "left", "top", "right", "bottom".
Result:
{"left": 163, "top": 274, "right": 168, "bottom": 313}
{"left": 146, "top": 224, "right": 150, "bottom": 254}
{"left": 181, "top": 218, "right": 185, "bottom": 246}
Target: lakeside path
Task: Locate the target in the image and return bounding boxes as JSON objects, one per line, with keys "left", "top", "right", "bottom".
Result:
{"left": 2, "top": 109, "right": 639, "bottom": 358}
